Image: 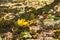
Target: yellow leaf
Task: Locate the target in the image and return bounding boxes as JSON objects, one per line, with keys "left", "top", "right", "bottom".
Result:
{"left": 39, "top": 0, "right": 46, "bottom": 2}
{"left": 17, "top": 19, "right": 24, "bottom": 26}
{"left": 23, "top": 22, "right": 28, "bottom": 25}
{"left": 0, "top": 36, "right": 2, "bottom": 40}
{"left": 17, "top": 19, "right": 29, "bottom": 26}
{"left": 53, "top": 30, "right": 56, "bottom": 32}
{"left": 58, "top": 6, "right": 60, "bottom": 11}
{"left": 9, "top": 6, "right": 16, "bottom": 9}
{"left": 27, "top": 9, "right": 32, "bottom": 12}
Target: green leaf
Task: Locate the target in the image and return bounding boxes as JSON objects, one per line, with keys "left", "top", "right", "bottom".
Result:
{"left": 20, "top": 32, "right": 32, "bottom": 39}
